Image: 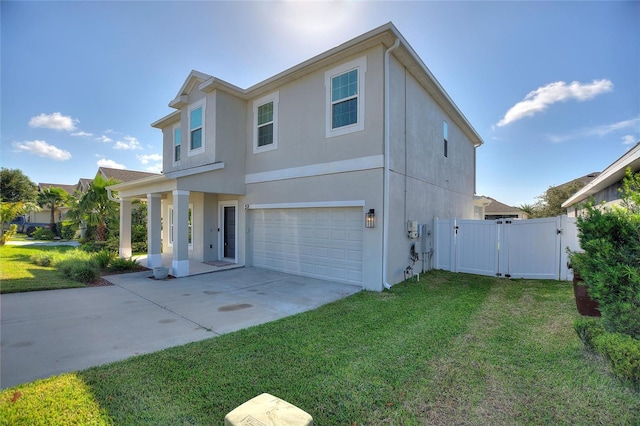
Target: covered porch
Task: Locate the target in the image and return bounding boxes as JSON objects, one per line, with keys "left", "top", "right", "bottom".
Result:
{"left": 107, "top": 173, "right": 245, "bottom": 278}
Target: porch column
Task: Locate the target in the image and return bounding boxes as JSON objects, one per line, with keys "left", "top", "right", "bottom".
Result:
{"left": 146, "top": 193, "right": 162, "bottom": 268}
{"left": 172, "top": 190, "right": 190, "bottom": 277}
{"left": 119, "top": 198, "right": 132, "bottom": 258}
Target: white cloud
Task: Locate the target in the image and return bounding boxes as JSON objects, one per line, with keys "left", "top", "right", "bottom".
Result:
{"left": 71, "top": 131, "right": 93, "bottom": 137}
{"left": 113, "top": 135, "right": 142, "bottom": 150}
{"left": 28, "top": 112, "right": 77, "bottom": 131}
{"left": 97, "top": 135, "right": 113, "bottom": 143}
{"left": 497, "top": 79, "right": 613, "bottom": 127}
{"left": 12, "top": 140, "right": 72, "bottom": 161}
{"left": 145, "top": 163, "right": 163, "bottom": 173}
{"left": 96, "top": 158, "right": 126, "bottom": 169}
{"left": 137, "top": 153, "right": 162, "bottom": 164}
{"left": 622, "top": 135, "right": 638, "bottom": 145}
{"left": 549, "top": 117, "right": 640, "bottom": 143}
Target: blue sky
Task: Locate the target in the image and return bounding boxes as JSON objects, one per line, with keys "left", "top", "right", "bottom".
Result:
{"left": 2, "top": 1, "right": 638, "bottom": 207}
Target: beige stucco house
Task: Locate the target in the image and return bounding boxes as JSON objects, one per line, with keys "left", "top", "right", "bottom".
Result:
{"left": 563, "top": 142, "right": 640, "bottom": 217}
{"left": 109, "top": 23, "right": 484, "bottom": 291}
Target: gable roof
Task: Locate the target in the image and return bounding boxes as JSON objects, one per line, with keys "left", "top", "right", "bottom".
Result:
{"left": 484, "top": 197, "right": 525, "bottom": 215}
{"left": 98, "top": 167, "right": 160, "bottom": 183}
{"left": 153, "top": 22, "right": 483, "bottom": 147}
{"left": 38, "top": 183, "right": 77, "bottom": 195}
{"left": 562, "top": 142, "right": 640, "bottom": 208}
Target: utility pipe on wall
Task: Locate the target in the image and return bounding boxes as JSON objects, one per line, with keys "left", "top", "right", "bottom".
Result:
{"left": 383, "top": 38, "right": 400, "bottom": 290}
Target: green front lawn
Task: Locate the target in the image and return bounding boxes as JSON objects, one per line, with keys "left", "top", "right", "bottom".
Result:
{"left": 0, "top": 245, "right": 87, "bottom": 293}
{"left": 1, "top": 271, "right": 638, "bottom": 425}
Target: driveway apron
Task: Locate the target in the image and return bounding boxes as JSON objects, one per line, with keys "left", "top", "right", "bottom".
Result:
{"left": 0, "top": 267, "right": 360, "bottom": 389}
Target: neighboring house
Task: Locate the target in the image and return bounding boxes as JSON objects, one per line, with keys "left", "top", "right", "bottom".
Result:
{"left": 483, "top": 197, "right": 528, "bottom": 220}
{"left": 28, "top": 168, "right": 159, "bottom": 226}
{"left": 563, "top": 142, "right": 640, "bottom": 217}
{"left": 27, "top": 183, "right": 78, "bottom": 225}
{"left": 109, "top": 23, "right": 484, "bottom": 291}
{"left": 473, "top": 196, "right": 492, "bottom": 220}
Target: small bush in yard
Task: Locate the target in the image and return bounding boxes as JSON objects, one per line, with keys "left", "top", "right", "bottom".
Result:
{"left": 93, "top": 249, "right": 115, "bottom": 270}
{"left": 30, "top": 253, "right": 53, "bottom": 267}
{"left": 574, "top": 317, "right": 606, "bottom": 351}
{"left": 32, "top": 227, "right": 55, "bottom": 241}
{"left": 593, "top": 332, "right": 640, "bottom": 389}
{"left": 107, "top": 256, "right": 140, "bottom": 272}
{"left": 57, "top": 258, "right": 100, "bottom": 283}
{"left": 60, "top": 224, "right": 76, "bottom": 240}
{"left": 1, "top": 224, "right": 18, "bottom": 245}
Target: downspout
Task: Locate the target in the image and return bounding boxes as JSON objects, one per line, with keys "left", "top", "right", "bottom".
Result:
{"left": 383, "top": 38, "right": 400, "bottom": 290}
{"left": 106, "top": 188, "right": 120, "bottom": 203}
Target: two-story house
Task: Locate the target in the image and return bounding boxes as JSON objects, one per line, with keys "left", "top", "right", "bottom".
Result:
{"left": 109, "top": 23, "right": 484, "bottom": 291}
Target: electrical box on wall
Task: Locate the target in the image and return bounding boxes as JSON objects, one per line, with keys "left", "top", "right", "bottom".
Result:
{"left": 407, "top": 220, "right": 418, "bottom": 239}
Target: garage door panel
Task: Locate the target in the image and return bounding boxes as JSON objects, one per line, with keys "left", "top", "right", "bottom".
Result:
{"left": 252, "top": 208, "right": 363, "bottom": 285}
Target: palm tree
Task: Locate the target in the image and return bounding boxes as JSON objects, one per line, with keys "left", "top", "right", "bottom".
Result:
{"left": 37, "top": 187, "right": 69, "bottom": 234}
{"left": 77, "top": 175, "right": 119, "bottom": 241}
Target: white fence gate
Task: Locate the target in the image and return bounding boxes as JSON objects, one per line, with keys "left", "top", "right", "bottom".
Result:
{"left": 433, "top": 216, "right": 580, "bottom": 280}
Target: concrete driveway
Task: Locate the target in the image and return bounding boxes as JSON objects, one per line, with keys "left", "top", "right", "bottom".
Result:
{"left": 0, "top": 267, "right": 360, "bottom": 389}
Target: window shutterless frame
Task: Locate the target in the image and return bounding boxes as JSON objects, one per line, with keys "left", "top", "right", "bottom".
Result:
{"left": 325, "top": 56, "right": 366, "bottom": 138}
{"left": 252, "top": 92, "right": 279, "bottom": 153}
{"left": 173, "top": 123, "right": 181, "bottom": 163}
{"left": 188, "top": 99, "right": 205, "bottom": 155}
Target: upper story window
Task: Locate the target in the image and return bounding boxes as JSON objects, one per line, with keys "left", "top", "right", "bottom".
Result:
{"left": 253, "top": 92, "right": 279, "bottom": 153}
{"left": 443, "top": 121, "right": 449, "bottom": 158}
{"left": 173, "top": 124, "right": 181, "bottom": 162}
{"left": 325, "top": 56, "right": 366, "bottom": 138}
{"left": 188, "top": 99, "right": 205, "bottom": 155}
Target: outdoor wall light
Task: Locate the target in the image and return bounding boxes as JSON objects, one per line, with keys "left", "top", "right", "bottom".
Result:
{"left": 365, "top": 209, "right": 375, "bottom": 228}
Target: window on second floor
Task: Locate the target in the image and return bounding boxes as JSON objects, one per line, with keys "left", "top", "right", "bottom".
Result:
{"left": 253, "top": 92, "right": 279, "bottom": 153}
{"left": 173, "top": 124, "right": 181, "bottom": 162}
{"left": 443, "top": 121, "right": 449, "bottom": 158}
{"left": 189, "top": 99, "right": 205, "bottom": 154}
{"left": 325, "top": 56, "right": 366, "bottom": 138}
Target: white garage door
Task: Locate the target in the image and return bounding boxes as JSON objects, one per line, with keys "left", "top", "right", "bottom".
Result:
{"left": 251, "top": 207, "right": 363, "bottom": 285}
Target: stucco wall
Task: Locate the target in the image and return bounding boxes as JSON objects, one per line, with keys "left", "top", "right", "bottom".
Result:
{"left": 245, "top": 46, "right": 385, "bottom": 175}
{"left": 386, "top": 55, "right": 477, "bottom": 284}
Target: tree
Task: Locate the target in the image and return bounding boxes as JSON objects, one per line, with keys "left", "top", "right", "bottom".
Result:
{"left": 0, "top": 168, "right": 37, "bottom": 203}
{"left": 75, "top": 174, "right": 119, "bottom": 241}
{"left": 518, "top": 203, "right": 536, "bottom": 217}
{"left": 37, "top": 187, "right": 69, "bottom": 233}
{"left": 529, "top": 180, "right": 585, "bottom": 218}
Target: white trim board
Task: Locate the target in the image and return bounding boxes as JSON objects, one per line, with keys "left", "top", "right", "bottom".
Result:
{"left": 247, "top": 200, "right": 365, "bottom": 210}
{"left": 245, "top": 155, "right": 383, "bottom": 184}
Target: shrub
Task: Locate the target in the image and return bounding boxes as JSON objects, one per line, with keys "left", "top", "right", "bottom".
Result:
{"left": 32, "top": 227, "right": 55, "bottom": 241}
{"left": 593, "top": 332, "right": 640, "bottom": 390}
{"left": 132, "top": 241, "right": 147, "bottom": 253}
{"left": 31, "top": 253, "right": 53, "bottom": 267}
{"left": 58, "top": 258, "right": 100, "bottom": 283}
{"left": 93, "top": 249, "right": 115, "bottom": 270}
{"left": 0, "top": 224, "right": 18, "bottom": 245}
{"left": 107, "top": 256, "right": 141, "bottom": 272}
{"left": 80, "top": 240, "right": 109, "bottom": 253}
{"left": 571, "top": 169, "right": 640, "bottom": 339}
{"left": 574, "top": 317, "right": 606, "bottom": 351}
{"left": 60, "top": 224, "right": 76, "bottom": 240}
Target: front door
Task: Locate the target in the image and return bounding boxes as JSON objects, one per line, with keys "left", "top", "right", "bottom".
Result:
{"left": 223, "top": 206, "right": 236, "bottom": 259}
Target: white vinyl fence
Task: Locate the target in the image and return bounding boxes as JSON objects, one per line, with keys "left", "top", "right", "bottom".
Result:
{"left": 433, "top": 216, "right": 580, "bottom": 281}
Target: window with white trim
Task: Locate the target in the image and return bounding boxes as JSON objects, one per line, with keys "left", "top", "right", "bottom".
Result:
{"left": 253, "top": 92, "right": 279, "bottom": 153}
{"left": 173, "top": 123, "right": 181, "bottom": 162}
{"left": 168, "top": 204, "right": 193, "bottom": 249}
{"left": 443, "top": 121, "right": 448, "bottom": 158}
{"left": 188, "top": 99, "right": 205, "bottom": 154}
{"left": 325, "top": 56, "right": 366, "bottom": 138}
